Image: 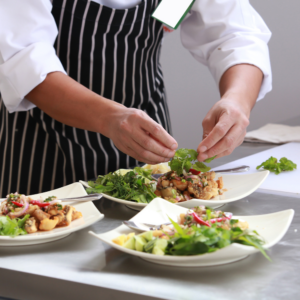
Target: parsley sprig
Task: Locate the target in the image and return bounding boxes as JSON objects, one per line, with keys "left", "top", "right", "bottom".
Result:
{"left": 256, "top": 156, "right": 297, "bottom": 175}
{"left": 168, "top": 148, "right": 216, "bottom": 175}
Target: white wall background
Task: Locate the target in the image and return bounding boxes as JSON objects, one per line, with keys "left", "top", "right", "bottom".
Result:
{"left": 160, "top": 0, "right": 300, "bottom": 150}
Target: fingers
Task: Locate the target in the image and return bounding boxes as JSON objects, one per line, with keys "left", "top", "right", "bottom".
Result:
{"left": 197, "top": 124, "right": 246, "bottom": 161}
{"left": 130, "top": 114, "right": 177, "bottom": 159}
{"left": 197, "top": 112, "right": 234, "bottom": 158}
{"left": 141, "top": 115, "right": 178, "bottom": 152}
{"left": 121, "top": 139, "right": 171, "bottom": 164}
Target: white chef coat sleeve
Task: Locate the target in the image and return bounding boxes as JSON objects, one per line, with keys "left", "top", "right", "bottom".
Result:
{"left": 180, "top": 0, "right": 272, "bottom": 101}
{"left": 0, "top": 0, "right": 66, "bottom": 113}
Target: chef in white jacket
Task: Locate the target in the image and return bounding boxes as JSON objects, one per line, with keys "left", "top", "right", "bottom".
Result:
{"left": 0, "top": 0, "right": 272, "bottom": 196}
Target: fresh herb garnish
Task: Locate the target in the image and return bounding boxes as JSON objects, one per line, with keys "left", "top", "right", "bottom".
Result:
{"left": 164, "top": 217, "right": 270, "bottom": 260}
{"left": 168, "top": 148, "right": 216, "bottom": 175}
{"left": 44, "top": 196, "right": 56, "bottom": 202}
{"left": 86, "top": 167, "right": 157, "bottom": 203}
{"left": 256, "top": 156, "right": 297, "bottom": 175}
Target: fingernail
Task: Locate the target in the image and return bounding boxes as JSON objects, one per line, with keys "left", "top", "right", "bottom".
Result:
{"left": 199, "top": 146, "right": 207, "bottom": 153}
{"left": 165, "top": 158, "right": 170, "bottom": 162}
{"left": 171, "top": 143, "right": 178, "bottom": 150}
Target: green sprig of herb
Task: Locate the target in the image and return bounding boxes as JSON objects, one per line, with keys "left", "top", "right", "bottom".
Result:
{"left": 168, "top": 148, "right": 216, "bottom": 175}
{"left": 86, "top": 168, "right": 157, "bottom": 203}
{"left": 256, "top": 156, "right": 297, "bottom": 175}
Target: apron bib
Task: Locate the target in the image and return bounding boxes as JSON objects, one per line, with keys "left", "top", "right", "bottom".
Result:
{"left": 0, "top": 0, "right": 172, "bottom": 197}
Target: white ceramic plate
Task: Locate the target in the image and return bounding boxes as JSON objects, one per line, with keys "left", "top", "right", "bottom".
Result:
{"left": 89, "top": 198, "right": 294, "bottom": 267}
{"left": 0, "top": 183, "right": 104, "bottom": 246}
{"left": 82, "top": 170, "right": 269, "bottom": 210}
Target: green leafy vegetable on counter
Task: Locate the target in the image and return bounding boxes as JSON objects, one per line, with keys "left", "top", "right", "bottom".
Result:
{"left": 168, "top": 148, "right": 216, "bottom": 175}
{"left": 164, "top": 217, "right": 270, "bottom": 260}
{"left": 86, "top": 167, "right": 157, "bottom": 203}
{"left": 0, "top": 214, "right": 30, "bottom": 237}
{"left": 256, "top": 156, "right": 297, "bottom": 175}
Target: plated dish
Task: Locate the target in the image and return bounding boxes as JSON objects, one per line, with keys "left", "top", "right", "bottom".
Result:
{"left": 84, "top": 170, "right": 269, "bottom": 210}
{"left": 0, "top": 183, "right": 104, "bottom": 246}
{"left": 89, "top": 198, "right": 294, "bottom": 267}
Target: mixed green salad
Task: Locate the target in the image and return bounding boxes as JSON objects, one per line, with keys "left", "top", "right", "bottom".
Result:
{"left": 86, "top": 167, "right": 157, "bottom": 203}
{"left": 113, "top": 206, "right": 270, "bottom": 260}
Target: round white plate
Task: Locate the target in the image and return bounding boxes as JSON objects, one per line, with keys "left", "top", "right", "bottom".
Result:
{"left": 0, "top": 183, "right": 104, "bottom": 246}
{"left": 81, "top": 170, "right": 269, "bottom": 210}
{"left": 89, "top": 198, "right": 294, "bottom": 267}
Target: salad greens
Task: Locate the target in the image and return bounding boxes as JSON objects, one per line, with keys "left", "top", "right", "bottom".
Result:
{"left": 0, "top": 214, "right": 30, "bottom": 237}
{"left": 86, "top": 167, "right": 157, "bottom": 203}
{"left": 168, "top": 148, "right": 216, "bottom": 175}
{"left": 165, "top": 217, "right": 270, "bottom": 260}
{"left": 256, "top": 156, "right": 297, "bottom": 175}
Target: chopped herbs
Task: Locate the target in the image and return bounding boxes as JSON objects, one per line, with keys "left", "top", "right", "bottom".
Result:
{"left": 44, "top": 196, "right": 56, "bottom": 202}
{"left": 86, "top": 167, "right": 157, "bottom": 203}
{"left": 256, "top": 156, "right": 297, "bottom": 175}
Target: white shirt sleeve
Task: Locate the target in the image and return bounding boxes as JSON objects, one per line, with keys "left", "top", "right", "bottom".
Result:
{"left": 180, "top": 0, "right": 272, "bottom": 101}
{"left": 0, "top": 0, "right": 66, "bottom": 113}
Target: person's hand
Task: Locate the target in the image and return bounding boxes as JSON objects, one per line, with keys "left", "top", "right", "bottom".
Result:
{"left": 197, "top": 98, "right": 250, "bottom": 161}
{"left": 103, "top": 104, "right": 178, "bottom": 164}
{"left": 197, "top": 64, "right": 263, "bottom": 162}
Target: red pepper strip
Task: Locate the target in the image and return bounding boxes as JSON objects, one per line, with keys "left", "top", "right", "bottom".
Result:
{"left": 192, "top": 212, "right": 211, "bottom": 227}
{"left": 210, "top": 217, "right": 230, "bottom": 224}
{"left": 30, "top": 200, "right": 50, "bottom": 207}
{"left": 11, "top": 201, "right": 23, "bottom": 207}
{"left": 189, "top": 168, "right": 201, "bottom": 175}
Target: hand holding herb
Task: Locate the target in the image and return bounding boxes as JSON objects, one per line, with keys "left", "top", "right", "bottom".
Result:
{"left": 256, "top": 156, "right": 297, "bottom": 175}
{"left": 168, "top": 148, "right": 216, "bottom": 175}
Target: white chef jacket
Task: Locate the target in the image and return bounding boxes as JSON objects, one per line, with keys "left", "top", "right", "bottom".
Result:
{"left": 0, "top": 0, "right": 272, "bottom": 113}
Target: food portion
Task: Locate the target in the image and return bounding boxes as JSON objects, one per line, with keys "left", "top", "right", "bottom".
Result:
{"left": 154, "top": 148, "right": 224, "bottom": 202}
{"left": 113, "top": 206, "right": 269, "bottom": 260}
{"left": 257, "top": 156, "right": 297, "bottom": 174}
{"left": 86, "top": 167, "right": 157, "bottom": 203}
{"left": 154, "top": 170, "right": 223, "bottom": 202}
{"left": 0, "top": 193, "right": 82, "bottom": 237}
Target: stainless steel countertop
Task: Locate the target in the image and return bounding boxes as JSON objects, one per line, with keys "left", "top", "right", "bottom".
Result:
{"left": 0, "top": 142, "right": 299, "bottom": 300}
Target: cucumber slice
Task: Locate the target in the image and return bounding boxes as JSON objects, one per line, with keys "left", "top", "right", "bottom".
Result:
{"left": 123, "top": 236, "right": 135, "bottom": 250}
{"left": 154, "top": 238, "right": 168, "bottom": 251}
{"left": 135, "top": 236, "right": 147, "bottom": 252}
{"left": 140, "top": 231, "right": 153, "bottom": 242}
{"left": 152, "top": 246, "right": 165, "bottom": 256}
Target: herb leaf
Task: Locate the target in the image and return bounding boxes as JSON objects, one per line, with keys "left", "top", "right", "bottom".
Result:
{"left": 168, "top": 148, "right": 216, "bottom": 175}
{"left": 256, "top": 156, "right": 297, "bottom": 175}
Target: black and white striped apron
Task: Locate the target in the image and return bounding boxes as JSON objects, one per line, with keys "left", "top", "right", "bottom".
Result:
{"left": 0, "top": 0, "right": 172, "bottom": 198}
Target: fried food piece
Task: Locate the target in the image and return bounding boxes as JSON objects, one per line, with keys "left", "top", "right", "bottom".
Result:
{"left": 72, "top": 210, "right": 82, "bottom": 221}
{"left": 216, "top": 176, "right": 224, "bottom": 189}
{"left": 39, "top": 218, "right": 58, "bottom": 231}
{"left": 24, "top": 217, "right": 38, "bottom": 233}
{"left": 171, "top": 179, "right": 188, "bottom": 191}
{"left": 32, "top": 209, "right": 51, "bottom": 221}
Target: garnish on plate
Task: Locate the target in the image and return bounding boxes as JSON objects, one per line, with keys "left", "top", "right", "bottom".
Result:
{"left": 86, "top": 167, "right": 157, "bottom": 203}
{"left": 256, "top": 156, "right": 297, "bottom": 175}
{"left": 113, "top": 206, "right": 270, "bottom": 260}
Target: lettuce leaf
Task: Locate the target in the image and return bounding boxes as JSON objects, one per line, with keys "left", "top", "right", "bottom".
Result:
{"left": 0, "top": 215, "right": 29, "bottom": 237}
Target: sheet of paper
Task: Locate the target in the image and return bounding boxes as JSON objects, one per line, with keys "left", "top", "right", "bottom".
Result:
{"left": 152, "top": 0, "right": 194, "bottom": 29}
{"left": 213, "top": 142, "right": 300, "bottom": 198}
